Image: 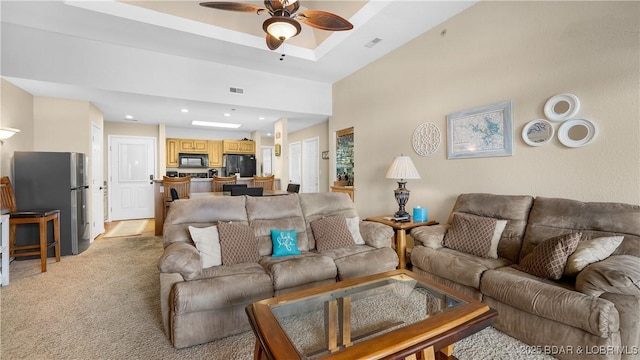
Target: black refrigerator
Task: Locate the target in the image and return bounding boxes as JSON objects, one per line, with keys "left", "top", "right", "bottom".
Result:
{"left": 223, "top": 154, "right": 256, "bottom": 177}
{"left": 13, "top": 151, "right": 90, "bottom": 256}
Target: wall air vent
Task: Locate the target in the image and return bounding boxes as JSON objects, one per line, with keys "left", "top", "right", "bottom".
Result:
{"left": 229, "top": 87, "right": 244, "bottom": 94}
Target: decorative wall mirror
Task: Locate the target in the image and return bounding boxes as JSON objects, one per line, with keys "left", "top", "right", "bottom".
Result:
{"left": 522, "top": 119, "right": 554, "bottom": 146}
{"left": 544, "top": 93, "right": 580, "bottom": 122}
{"left": 558, "top": 119, "right": 597, "bottom": 147}
{"left": 336, "top": 127, "right": 354, "bottom": 185}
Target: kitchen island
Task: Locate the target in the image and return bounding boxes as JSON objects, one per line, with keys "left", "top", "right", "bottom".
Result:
{"left": 153, "top": 177, "right": 281, "bottom": 235}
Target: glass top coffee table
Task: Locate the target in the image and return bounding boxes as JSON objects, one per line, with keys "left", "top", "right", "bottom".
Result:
{"left": 246, "top": 269, "right": 497, "bottom": 360}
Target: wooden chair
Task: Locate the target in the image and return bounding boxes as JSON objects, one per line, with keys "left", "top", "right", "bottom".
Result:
{"left": 212, "top": 176, "right": 237, "bottom": 192}
{"left": 163, "top": 176, "right": 191, "bottom": 218}
{"left": 0, "top": 176, "right": 60, "bottom": 272}
{"left": 253, "top": 175, "right": 275, "bottom": 191}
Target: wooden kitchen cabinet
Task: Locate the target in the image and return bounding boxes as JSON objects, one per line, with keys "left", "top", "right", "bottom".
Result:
{"left": 223, "top": 140, "right": 255, "bottom": 154}
{"left": 179, "top": 139, "right": 208, "bottom": 153}
{"left": 208, "top": 140, "right": 223, "bottom": 167}
{"left": 166, "top": 138, "right": 179, "bottom": 167}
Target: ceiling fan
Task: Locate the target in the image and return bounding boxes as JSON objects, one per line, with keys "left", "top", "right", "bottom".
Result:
{"left": 199, "top": 0, "right": 354, "bottom": 50}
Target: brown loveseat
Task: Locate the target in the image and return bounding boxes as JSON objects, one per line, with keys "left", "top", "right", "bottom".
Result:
{"left": 157, "top": 192, "right": 398, "bottom": 348}
{"left": 410, "top": 193, "right": 640, "bottom": 360}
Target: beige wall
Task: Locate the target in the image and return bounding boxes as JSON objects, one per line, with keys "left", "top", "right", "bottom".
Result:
{"left": 331, "top": 1, "right": 640, "bottom": 221}
{"left": 288, "top": 120, "right": 330, "bottom": 192}
{"left": 1, "top": 79, "right": 34, "bottom": 178}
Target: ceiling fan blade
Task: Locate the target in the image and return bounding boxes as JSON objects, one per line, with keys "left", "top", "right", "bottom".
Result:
{"left": 266, "top": 34, "right": 284, "bottom": 50}
{"left": 200, "top": 2, "right": 266, "bottom": 14}
{"left": 296, "top": 10, "right": 353, "bottom": 31}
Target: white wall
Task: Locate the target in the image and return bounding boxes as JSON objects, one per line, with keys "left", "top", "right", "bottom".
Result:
{"left": 331, "top": 1, "right": 640, "bottom": 221}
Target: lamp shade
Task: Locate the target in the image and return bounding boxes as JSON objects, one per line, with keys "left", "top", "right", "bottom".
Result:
{"left": 263, "top": 16, "right": 301, "bottom": 41}
{"left": 385, "top": 155, "right": 420, "bottom": 180}
{"left": 0, "top": 127, "right": 20, "bottom": 140}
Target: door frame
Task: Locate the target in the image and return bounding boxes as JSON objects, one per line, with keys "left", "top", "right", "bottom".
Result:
{"left": 91, "top": 123, "right": 104, "bottom": 239}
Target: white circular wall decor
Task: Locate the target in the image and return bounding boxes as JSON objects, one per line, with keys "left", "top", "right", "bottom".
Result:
{"left": 522, "top": 119, "right": 555, "bottom": 146}
{"left": 412, "top": 123, "right": 441, "bottom": 157}
{"left": 558, "top": 118, "right": 598, "bottom": 147}
{"left": 544, "top": 93, "right": 580, "bottom": 122}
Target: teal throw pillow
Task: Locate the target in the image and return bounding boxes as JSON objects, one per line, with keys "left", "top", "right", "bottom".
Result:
{"left": 271, "top": 229, "right": 301, "bottom": 257}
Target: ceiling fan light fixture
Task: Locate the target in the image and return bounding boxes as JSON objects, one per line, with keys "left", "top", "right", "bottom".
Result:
{"left": 264, "top": 16, "right": 301, "bottom": 41}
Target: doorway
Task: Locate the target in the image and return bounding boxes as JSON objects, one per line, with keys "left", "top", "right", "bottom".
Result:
{"left": 289, "top": 141, "right": 301, "bottom": 188}
{"left": 108, "top": 135, "right": 156, "bottom": 221}
{"left": 302, "top": 137, "right": 319, "bottom": 193}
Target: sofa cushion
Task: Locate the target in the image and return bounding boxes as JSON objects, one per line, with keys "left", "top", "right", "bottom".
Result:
{"left": 188, "top": 225, "right": 222, "bottom": 268}
{"left": 520, "top": 197, "right": 640, "bottom": 261}
{"left": 217, "top": 222, "right": 261, "bottom": 265}
{"left": 311, "top": 216, "right": 355, "bottom": 252}
{"left": 481, "top": 266, "right": 620, "bottom": 338}
{"left": 443, "top": 213, "right": 507, "bottom": 258}
{"left": 515, "top": 232, "right": 581, "bottom": 280}
{"left": 447, "top": 193, "right": 534, "bottom": 263}
{"left": 259, "top": 253, "right": 337, "bottom": 290}
{"left": 564, "top": 236, "right": 624, "bottom": 276}
{"left": 270, "top": 229, "right": 301, "bottom": 257}
{"left": 410, "top": 246, "right": 512, "bottom": 289}
{"left": 172, "top": 262, "right": 273, "bottom": 313}
{"left": 299, "top": 192, "right": 359, "bottom": 250}
{"left": 576, "top": 255, "right": 640, "bottom": 297}
{"left": 346, "top": 216, "right": 365, "bottom": 245}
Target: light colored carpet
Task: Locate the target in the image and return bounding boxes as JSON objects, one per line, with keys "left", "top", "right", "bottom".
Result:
{"left": 102, "top": 219, "right": 149, "bottom": 238}
{"left": 0, "top": 236, "right": 556, "bottom": 359}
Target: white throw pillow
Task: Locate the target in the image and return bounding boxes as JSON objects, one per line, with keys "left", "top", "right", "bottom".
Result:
{"left": 345, "top": 217, "right": 365, "bottom": 245}
{"left": 188, "top": 225, "right": 222, "bottom": 268}
{"left": 564, "top": 236, "right": 624, "bottom": 276}
{"left": 488, "top": 220, "right": 508, "bottom": 259}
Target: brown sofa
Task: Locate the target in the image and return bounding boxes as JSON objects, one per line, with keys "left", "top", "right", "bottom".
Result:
{"left": 157, "top": 192, "right": 398, "bottom": 348}
{"left": 410, "top": 193, "right": 640, "bottom": 360}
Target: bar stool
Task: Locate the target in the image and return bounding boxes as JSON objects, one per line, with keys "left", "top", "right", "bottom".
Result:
{"left": 253, "top": 175, "right": 275, "bottom": 191}
{"left": 0, "top": 176, "right": 60, "bottom": 272}
{"left": 162, "top": 176, "right": 191, "bottom": 219}
{"left": 212, "top": 176, "right": 237, "bottom": 192}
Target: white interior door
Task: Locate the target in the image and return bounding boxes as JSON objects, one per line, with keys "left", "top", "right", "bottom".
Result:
{"left": 302, "top": 137, "right": 319, "bottom": 193}
{"left": 289, "top": 141, "right": 301, "bottom": 186}
{"left": 91, "top": 124, "right": 104, "bottom": 239}
{"left": 261, "top": 146, "right": 274, "bottom": 176}
{"left": 109, "top": 136, "right": 156, "bottom": 221}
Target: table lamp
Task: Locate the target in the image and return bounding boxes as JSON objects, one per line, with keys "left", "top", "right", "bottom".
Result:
{"left": 385, "top": 155, "right": 421, "bottom": 218}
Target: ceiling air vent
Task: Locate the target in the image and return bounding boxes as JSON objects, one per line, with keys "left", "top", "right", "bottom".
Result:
{"left": 364, "top": 38, "right": 382, "bottom": 48}
{"left": 229, "top": 87, "right": 244, "bottom": 94}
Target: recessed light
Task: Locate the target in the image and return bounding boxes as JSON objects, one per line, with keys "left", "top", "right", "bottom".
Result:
{"left": 125, "top": 115, "right": 133, "bottom": 119}
{"left": 192, "top": 120, "right": 242, "bottom": 129}
{"left": 224, "top": 113, "right": 231, "bottom": 117}
{"left": 267, "top": 133, "right": 272, "bottom": 136}
{"left": 181, "top": 109, "right": 189, "bottom": 113}
{"left": 258, "top": 117, "right": 265, "bottom": 120}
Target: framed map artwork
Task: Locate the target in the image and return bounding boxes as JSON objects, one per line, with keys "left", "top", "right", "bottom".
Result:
{"left": 446, "top": 101, "right": 513, "bottom": 159}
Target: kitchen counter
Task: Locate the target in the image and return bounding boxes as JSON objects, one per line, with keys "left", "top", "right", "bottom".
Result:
{"left": 153, "top": 177, "right": 281, "bottom": 235}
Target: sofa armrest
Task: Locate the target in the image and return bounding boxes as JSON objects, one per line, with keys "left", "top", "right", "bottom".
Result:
{"left": 360, "top": 221, "right": 394, "bottom": 248}
{"left": 410, "top": 224, "right": 449, "bottom": 249}
{"left": 576, "top": 255, "right": 640, "bottom": 297}
{"left": 157, "top": 242, "right": 202, "bottom": 280}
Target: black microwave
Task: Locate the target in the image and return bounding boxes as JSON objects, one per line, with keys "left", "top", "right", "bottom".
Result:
{"left": 178, "top": 153, "right": 208, "bottom": 168}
